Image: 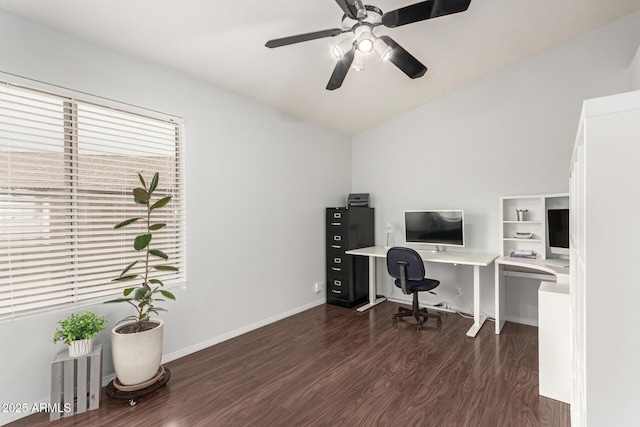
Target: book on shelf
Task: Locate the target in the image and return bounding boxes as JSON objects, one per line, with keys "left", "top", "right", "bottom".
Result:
{"left": 510, "top": 250, "right": 536, "bottom": 259}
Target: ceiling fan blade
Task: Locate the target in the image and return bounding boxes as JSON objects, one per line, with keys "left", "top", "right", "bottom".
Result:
{"left": 382, "top": 0, "right": 472, "bottom": 28}
{"left": 334, "top": 0, "right": 366, "bottom": 19}
{"left": 379, "top": 36, "right": 427, "bottom": 79}
{"left": 326, "top": 47, "right": 355, "bottom": 90}
{"left": 265, "top": 28, "right": 345, "bottom": 48}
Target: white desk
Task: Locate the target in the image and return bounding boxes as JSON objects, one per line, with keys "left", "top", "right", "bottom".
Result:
{"left": 494, "top": 256, "right": 569, "bottom": 334}
{"left": 345, "top": 246, "right": 498, "bottom": 337}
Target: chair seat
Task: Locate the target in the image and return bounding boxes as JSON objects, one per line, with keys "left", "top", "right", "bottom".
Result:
{"left": 394, "top": 277, "right": 439, "bottom": 293}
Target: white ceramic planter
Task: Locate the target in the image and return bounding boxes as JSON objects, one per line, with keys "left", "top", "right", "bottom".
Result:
{"left": 69, "top": 338, "right": 93, "bottom": 357}
{"left": 111, "top": 318, "right": 164, "bottom": 386}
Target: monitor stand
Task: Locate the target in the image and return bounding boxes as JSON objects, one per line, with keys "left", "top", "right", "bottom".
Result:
{"left": 418, "top": 245, "right": 447, "bottom": 253}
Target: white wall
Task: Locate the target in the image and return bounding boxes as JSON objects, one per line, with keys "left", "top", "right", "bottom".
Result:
{"left": 630, "top": 45, "right": 640, "bottom": 90}
{"left": 0, "top": 9, "right": 351, "bottom": 425}
{"left": 352, "top": 10, "right": 640, "bottom": 325}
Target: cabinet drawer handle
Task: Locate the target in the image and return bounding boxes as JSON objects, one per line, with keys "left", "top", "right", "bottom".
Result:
{"left": 332, "top": 267, "right": 341, "bottom": 272}
{"left": 333, "top": 236, "right": 341, "bottom": 241}
{"left": 334, "top": 280, "right": 342, "bottom": 286}
{"left": 331, "top": 289, "right": 341, "bottom": 294}
{"left": 331, "top": 222, "right": 342, "bottom": 226}
{"left": 331, "top": 245, "right": 341, "bottom": 249}
{"left": 333, "top": 258, "right": 341, "bottom": 264}
{"left": 333, "top": 213, "right": 342, "bottom": 219}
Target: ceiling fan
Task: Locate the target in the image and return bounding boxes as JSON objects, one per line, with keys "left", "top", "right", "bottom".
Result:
{"left": 265, "top": 0, "right": 472, "bottom": 90}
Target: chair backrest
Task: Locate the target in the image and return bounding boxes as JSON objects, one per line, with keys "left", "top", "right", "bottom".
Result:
{"left": 386, "top": 247, "right": 425, "bottom": 281}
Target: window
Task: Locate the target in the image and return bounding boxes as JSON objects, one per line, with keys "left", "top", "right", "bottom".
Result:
{"left": 0, "top": 81, "right": 185, "bottom": 318}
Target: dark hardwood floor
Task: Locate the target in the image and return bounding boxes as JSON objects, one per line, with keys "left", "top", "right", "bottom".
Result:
{"left": 10, "top": 302, "right": 570, "bottom": 426}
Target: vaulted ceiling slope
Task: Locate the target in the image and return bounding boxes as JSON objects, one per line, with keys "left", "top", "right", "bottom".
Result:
{"left": 1, "top": 0, "right": 640, "bottom": 136}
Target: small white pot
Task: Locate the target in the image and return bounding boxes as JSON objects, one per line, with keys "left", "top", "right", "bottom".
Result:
{"left": 111, "top": 319, "right": 164, "bottom": 386}
{"left": 69, "top": 338, "right": 93, "bottom": 358}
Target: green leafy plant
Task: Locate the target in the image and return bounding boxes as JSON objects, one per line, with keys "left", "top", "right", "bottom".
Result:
{"left": 106, "top": 172, "right": 177, "bottom": 332}
{"left": 52, "top": 311, "right": 106, "bottom": 346}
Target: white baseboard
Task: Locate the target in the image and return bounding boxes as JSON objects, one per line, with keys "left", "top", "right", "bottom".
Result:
{"left": 504, "top": 315, "right": 538, "bottom": 328}
{"left": 161, "top": 298, "right": 325, "bottom": 364}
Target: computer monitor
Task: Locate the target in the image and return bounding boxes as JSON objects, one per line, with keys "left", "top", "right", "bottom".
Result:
{"left": 404, "top": 210, "right": 464, "bottom": 248}
{"left": 547, "top": 208, "right": 569, "bottom": 255}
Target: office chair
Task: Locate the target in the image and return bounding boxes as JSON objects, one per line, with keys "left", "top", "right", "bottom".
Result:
{"left": 386, "top": 247, "right": 442, "bottom": 330}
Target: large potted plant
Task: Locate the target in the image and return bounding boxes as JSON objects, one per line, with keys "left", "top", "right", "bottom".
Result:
{"left": 52, "top": 310, "right": 106, "bottom": 357}
{"left": 106, "top": 172, "right": 177, "bottom": 390}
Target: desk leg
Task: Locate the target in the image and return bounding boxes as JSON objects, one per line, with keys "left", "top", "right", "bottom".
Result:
{"left": 495, "top": 263, "right": 505, "bottom": 334}
{"left": 466, "top": 265, "right": 487, "bottom": 337}
{"left": 356, "top": 255, "right": 386, "bottom": 312}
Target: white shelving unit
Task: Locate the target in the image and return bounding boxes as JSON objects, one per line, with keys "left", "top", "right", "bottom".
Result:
{"left": 500, "top": 194, "right": 568, "bottom": 259}
{"left": 569, "top": 89, "right": 640, "bottom": 426}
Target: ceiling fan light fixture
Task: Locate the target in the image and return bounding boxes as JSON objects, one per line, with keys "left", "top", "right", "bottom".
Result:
{"left": 373, "top": 37, "right": 392, "bottom": 61}
{"left": 331, "top": 38, "right": 353, "bottom": 59}
{"left": 352, "top": 51, "right": 365, "bottom": 71}
{"left": 354, "top": 25, "right": 374, "bottom": 54}
{"left": 357, "top": 37, "right": 373, "bottom": 54}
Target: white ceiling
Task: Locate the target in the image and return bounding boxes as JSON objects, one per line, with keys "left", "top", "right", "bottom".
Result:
{"left": 1, "top": 0, "right": 640, "bottom": 136}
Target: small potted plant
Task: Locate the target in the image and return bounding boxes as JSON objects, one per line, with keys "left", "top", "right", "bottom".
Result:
{"left": 52, "top": 310, "right": 106, "bottom": 357}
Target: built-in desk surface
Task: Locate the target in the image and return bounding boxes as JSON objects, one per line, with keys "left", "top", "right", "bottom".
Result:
{"left": 495, "top": 256, "right": 569, "bottom": 281}
{"left": 495, "top": 256, "right": 570, "bottom": 335}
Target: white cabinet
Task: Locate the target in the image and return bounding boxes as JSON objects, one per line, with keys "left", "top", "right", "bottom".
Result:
{"left": 570, "top": 89, "right": 640, "bottom": 426}
{"left": 538, "top": 281, "right": 571, "bottom": 404}
{"left": 500, "top": 194, "right": 568, "bottom": 259}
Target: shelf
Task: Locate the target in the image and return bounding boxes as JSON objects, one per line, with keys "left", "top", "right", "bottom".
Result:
{"left": 500, "top": 193, "right": 568, "bottom": 258}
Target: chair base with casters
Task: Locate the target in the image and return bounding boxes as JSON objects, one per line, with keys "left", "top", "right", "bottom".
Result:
{"left": 386, "top": 246, "right": 442, "bottom": 331}
{"left": 393, "top": 291, "right": 442, "bottom": 330}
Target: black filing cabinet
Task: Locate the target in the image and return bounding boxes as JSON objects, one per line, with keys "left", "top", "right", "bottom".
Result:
{"left": 326, "top": 207, "right": 374, "bottom": 307}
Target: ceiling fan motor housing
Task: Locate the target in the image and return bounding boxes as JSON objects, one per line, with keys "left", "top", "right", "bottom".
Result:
{"left": 341, "top": 5, "right": 383, "bottom": 30}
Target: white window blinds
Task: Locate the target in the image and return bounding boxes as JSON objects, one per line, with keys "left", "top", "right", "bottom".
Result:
{"left": 0, "top": 81, "right": 185, "bottom": 318}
